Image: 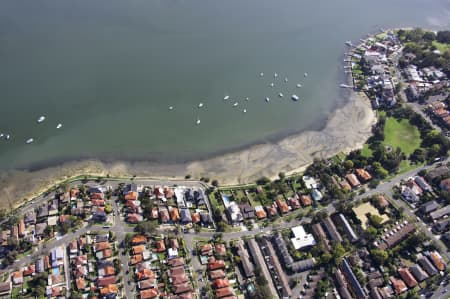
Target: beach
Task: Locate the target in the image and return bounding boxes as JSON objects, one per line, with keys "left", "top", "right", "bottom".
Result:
{"left": 0, "top": 91, "right": 375, "bottom": 209}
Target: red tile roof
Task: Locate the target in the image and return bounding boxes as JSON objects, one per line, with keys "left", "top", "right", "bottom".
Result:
{"left": 398, "top": 268, "right": 418, "bottom": 288}
{"left": 213, "top": 278, "right": 230, "bottom": 289}
{"left": 140, "top": 288, "right": 159, "bottom": 299}
{"left": 208, "top": 260, "right": 225, "bottom": 271}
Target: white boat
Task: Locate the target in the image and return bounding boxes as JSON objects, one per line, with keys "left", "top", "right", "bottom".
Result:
{"left": 274, "top": 73, "right": 278, "bottom": 78}
{"left": 245, "top": 97, "right": 249, "bottom": 101}
{"left": 26, "top": 138, "right": 34, "bottom": 144}
{"left": 223, "top": 95, "right": 230, "bottom": 100}
{"left": 243, "top": 109, "right": 247, "bottom": 113}
{"left": 56, "top": 123, "right": 63, "bottom": 129}
{"left": 260, "top": 72, "right": 264, "bottom": 77}
{"left": 196, "top": 119, "right": 201, "bottom": 125}
{"left": 0, "top": 133, "right": 3, "bottom": 139}
{"left": 5, "top": 134, "right": 10, "bottom": 140}
{"left": 169, "top": 106, "right": 174, "bottom": 110}
{"left": 296, "top": 83, "right": 302, "bottom": 88}
{"left": 304, "top": 73, "right": 308, "bottom": 77}
{"left": 291, "top": 95, "right": 299, "bottom": 101}
{"left": 278, "top": 93, "right": 284, "bottom": 98}
{"left": 269, "top": 83, "right": 274, "bottom": 87}
{"left": 345, "top": 41, "right": 353, "bottom": 47}
{"left": 284, "top": 78, "right": 288, "bottom": 83}
{"left": 233, "top": 102, "right": 238, "bottom": 107}
{"left": 265, "top": 97, "right": 270, "bottom": 102}
{"left": 37, "top": 116, "right": 46, "bottom": 123}
{"left": 198, "top": 103, "right": 204, "bottom": 108}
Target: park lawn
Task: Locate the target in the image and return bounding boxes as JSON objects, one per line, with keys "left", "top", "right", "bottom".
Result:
{"left": 383, "top": 117, "right": 422, "bottom": 156}
{"left": 432, "top": 40, "right": 450, "bottom": 53}
{"left": 361, "top": 144, "right": 373, "bottom": 158}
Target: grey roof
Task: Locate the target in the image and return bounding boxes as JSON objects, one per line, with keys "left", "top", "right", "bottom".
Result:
{"left": 339, "top": 286, "right": 353, "bottom": 299}
{"left": 180, "top": 208, "right": 192, "bottom": 223}
{"left": 290, "top": 258, "right": 316, "bottom": 273}
{"left": 335, "top": 214, "right": 358, "bottom": 242}
{"left": 401, "top": 186, "right": 419, "bottom": 203}
{"left": 426, "top": 166, "right": 450, "bottom": 180}
{"left": 430, "top": 205, "right": 450, "bottom": 220}
{"left": 418, "top": 255, "right": 438, "bottom": 276}
{"left": 272, "top": 234, "right": 294, "bottom": 265}
{"left": 341, "top": 258, "right": 367, "bottom": 299}
{"left": 370, "top": 287, "right": 382, "bottom": 299}
{"left": 409, "top": 265, "right": 429, "bottom": 282}
{"left": 433, "top": 218, "right": 450, "bottom": 233}
{"left": 35, "top": 258, "right": 45, "bottom": 273}
{"left": 414, "top": 176, "right": 432, "bottom": 192}
{"left": 95, "top": 234, "right": 109, "bottom": 243}
{"left": 200, "top": 213, "right": 212, "bottom": 224}
{"left": 421, "top": 200, "right": 440, "bottom": 214}
{"left": 236, "top": 240, "right": 254, "bottom": 278}
{"left": 37, "top": 205, "right": 49, "bottom": 218}
{"left": 322, "top": 217, "right": 343, "bottom": 243}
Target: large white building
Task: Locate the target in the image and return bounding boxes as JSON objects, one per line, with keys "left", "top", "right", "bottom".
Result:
{"left": 291, "top": 226, "right": 316, "bottom": 250}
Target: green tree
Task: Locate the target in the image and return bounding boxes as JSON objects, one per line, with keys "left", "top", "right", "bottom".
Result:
{"left": 344, "top": 160, "right": 354, "bottom": 170}
{"left": 369, "top": 214, "right": 384, "bottom": 228}
{"left": 371, "top": 249, "right": 388, "bottom": 265}
{"left": 104, "top": 204, "right": 113, "bottom": 214}
{"left": 135, "top": 221, "right": 158, "bottom": 235}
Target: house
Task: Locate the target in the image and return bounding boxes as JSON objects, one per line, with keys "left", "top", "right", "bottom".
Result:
{"left": 37, "top": 205, "right": 49, "bottom": 218}
{"left": 389, "top": 277, "right": 408, "bottom": 294}
{"left": 288, "top": 196, "right": 301, "bottom": 209}
{"left": 140, "top": 288, "right": 159, "bottom": 299}
{"left": 262, "top": 238, "right": 292, "bottom": 298}
{"left": 159, "top": 207, "right": 170, "bottom": 223}
{"left": 24, "top": 211, "right": 36, "bottom": 226}
{"left": 180, "top": 209, "right": 192, "bottom": 224}
{"left": 240, "top": 203, "right": 255, "bottom": 219}
{"left": 377, "top": 195, "right": 389, "bottom": 208}
{"left": 290, "top": 225, "right": 316, "bottom": 250}
{"left": 345, "top": 173, "right": 361, "bottom": 188}
{"left": 276, "top": 198, "right": 289, "bottom": 214}
{"left": 170, "top": 207, "right": 180, "bottom": 222}
{"left": 377, "top": 223, "right": 415, "bottom": 250}
{"left": 355, "top": 168, "right": 372, "bottom": 182}
{"left": 418, "top": 254, "right": 438, "bottom": 276}
{"left": 138, "top": 279, "right": 156, "bottom": 290}
{"left": 265, "top": 204, "right": 278, "bottom": 217}
{"left": 226, "top": 202, "right": 243, "bottom": 224}
{"left": 200, "top": 213, "right": 213, "bottom": 226}
{"left": 433, "top": 218, "right": 450, "bottom": 233}
{"left": 215, "top": 244, "right": 227, "bottom": 256}
{"left": 300, "top": 195, "right": 312, "bottom": 207}
{"left": 409, "top": 265, "right": 429, "bottom": 282}
{"left": 125, "top": 191, "right": 138, "bottom": 201}
{"left": 151, "top": 207, "right": 159, "bottom": 220}
{"left": 208, "top": 259, "right": 225, "bottom": 270}
{"left": 429, "top": 251, "right": 446, "bottom": 271}
{"left": 131, "top": 235, "right": 147, "bottom": 245}
{"left": 213, "top": 278, "right": 230, "bottom": 289}
{"left": 12, "top": 271, "right": 23, "bottom": 285}
{"left": 333, "top": 213, "right": 358, "bottom": 243}
{"left": 99, "top": 284, "right": 119, "bottom": 296}
{"left": 168, "top": 257, "right": 185, "bottom": 268}
{"left": 405, "top": 179, "right": 423, "bottom": 196}
{"left": 216, "top": 287, "right": 235, "bottom": 298}
{"left": 235, "top": 240, "right": 254, "bottom": 278}
{"left": 98, "top": 265, "right": 115, "bottom": 277}
{"left": 173, "top": 283, "right": 193, "bottom": 294}
{"left": 191, "top": 213, "right": 201, "bottom": 223}
{"left": 136, "top": 269, "right": 156, "bottom": 281}
{"left": 200, "top": 243, "right": 213, "bottom": 256}
{"left": 0, "top": 281, "right": 11, "bottom": 297}
{"left": 209, "top": 270, "right": 226, "bottom": 280}
{"left": 440, "top": 178, "right": 450, "bottom": 192}
{"left": 341, "top": 259, "right": 367, "bottom": 299}
{"left": 154, "top": 240, "right": 166, "bottom": 253}
{"left": 429, "top": 205, "right": 450, "bottom": 220}
{"left": 127, "top": 213, "right": 143, "bottom": 223}
{"left": 414, "top": 176, "right": 432, "bottom": 192}
{"left": 302, "top": 176, "right": 318, "bottom": 189}
{"left": 398, "top": 268, "right": 418, "bottom": 288}
{"left": 426, "top": 166, "right": 450, "bottom": 181}
{"left": 401, "top": 186, "right": 419, "bottom": 203}
{"left": 311, "top": 223, "right": 331, "bottom": 251}
{"left": 340, "top": 180, "right": 352, "bottom": 191}
{"left": 421, "top": 200, "right": 440, "bottom": 214}
{"left": 18, "top": 219, "right": 25, "bottom": 237}
{"left": 254, "top": 206, "right": 267, "bottom": 219}
{"left": 322, "top": 217, "right": 343, "bottom": 243}
{"left": 311, "top": 189, "right": 323, "bottom": 201}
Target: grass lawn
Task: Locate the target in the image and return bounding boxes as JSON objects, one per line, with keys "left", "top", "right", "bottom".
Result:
{"left": 246, "top": 191, "right": 261, "bottom": 207}
{"left": 432, "top": 40, "right": 450, "bottom": 53}
{"left": 361, "top": 144, "right": 373, "bottom": 158}
{"left": 383, "top": 117, "right": 421, "bottom": 156}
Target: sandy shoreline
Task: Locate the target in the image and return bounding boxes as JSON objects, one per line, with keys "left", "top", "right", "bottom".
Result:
{"left": 0, "top": 91, "right": 375, "bottom": 210}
